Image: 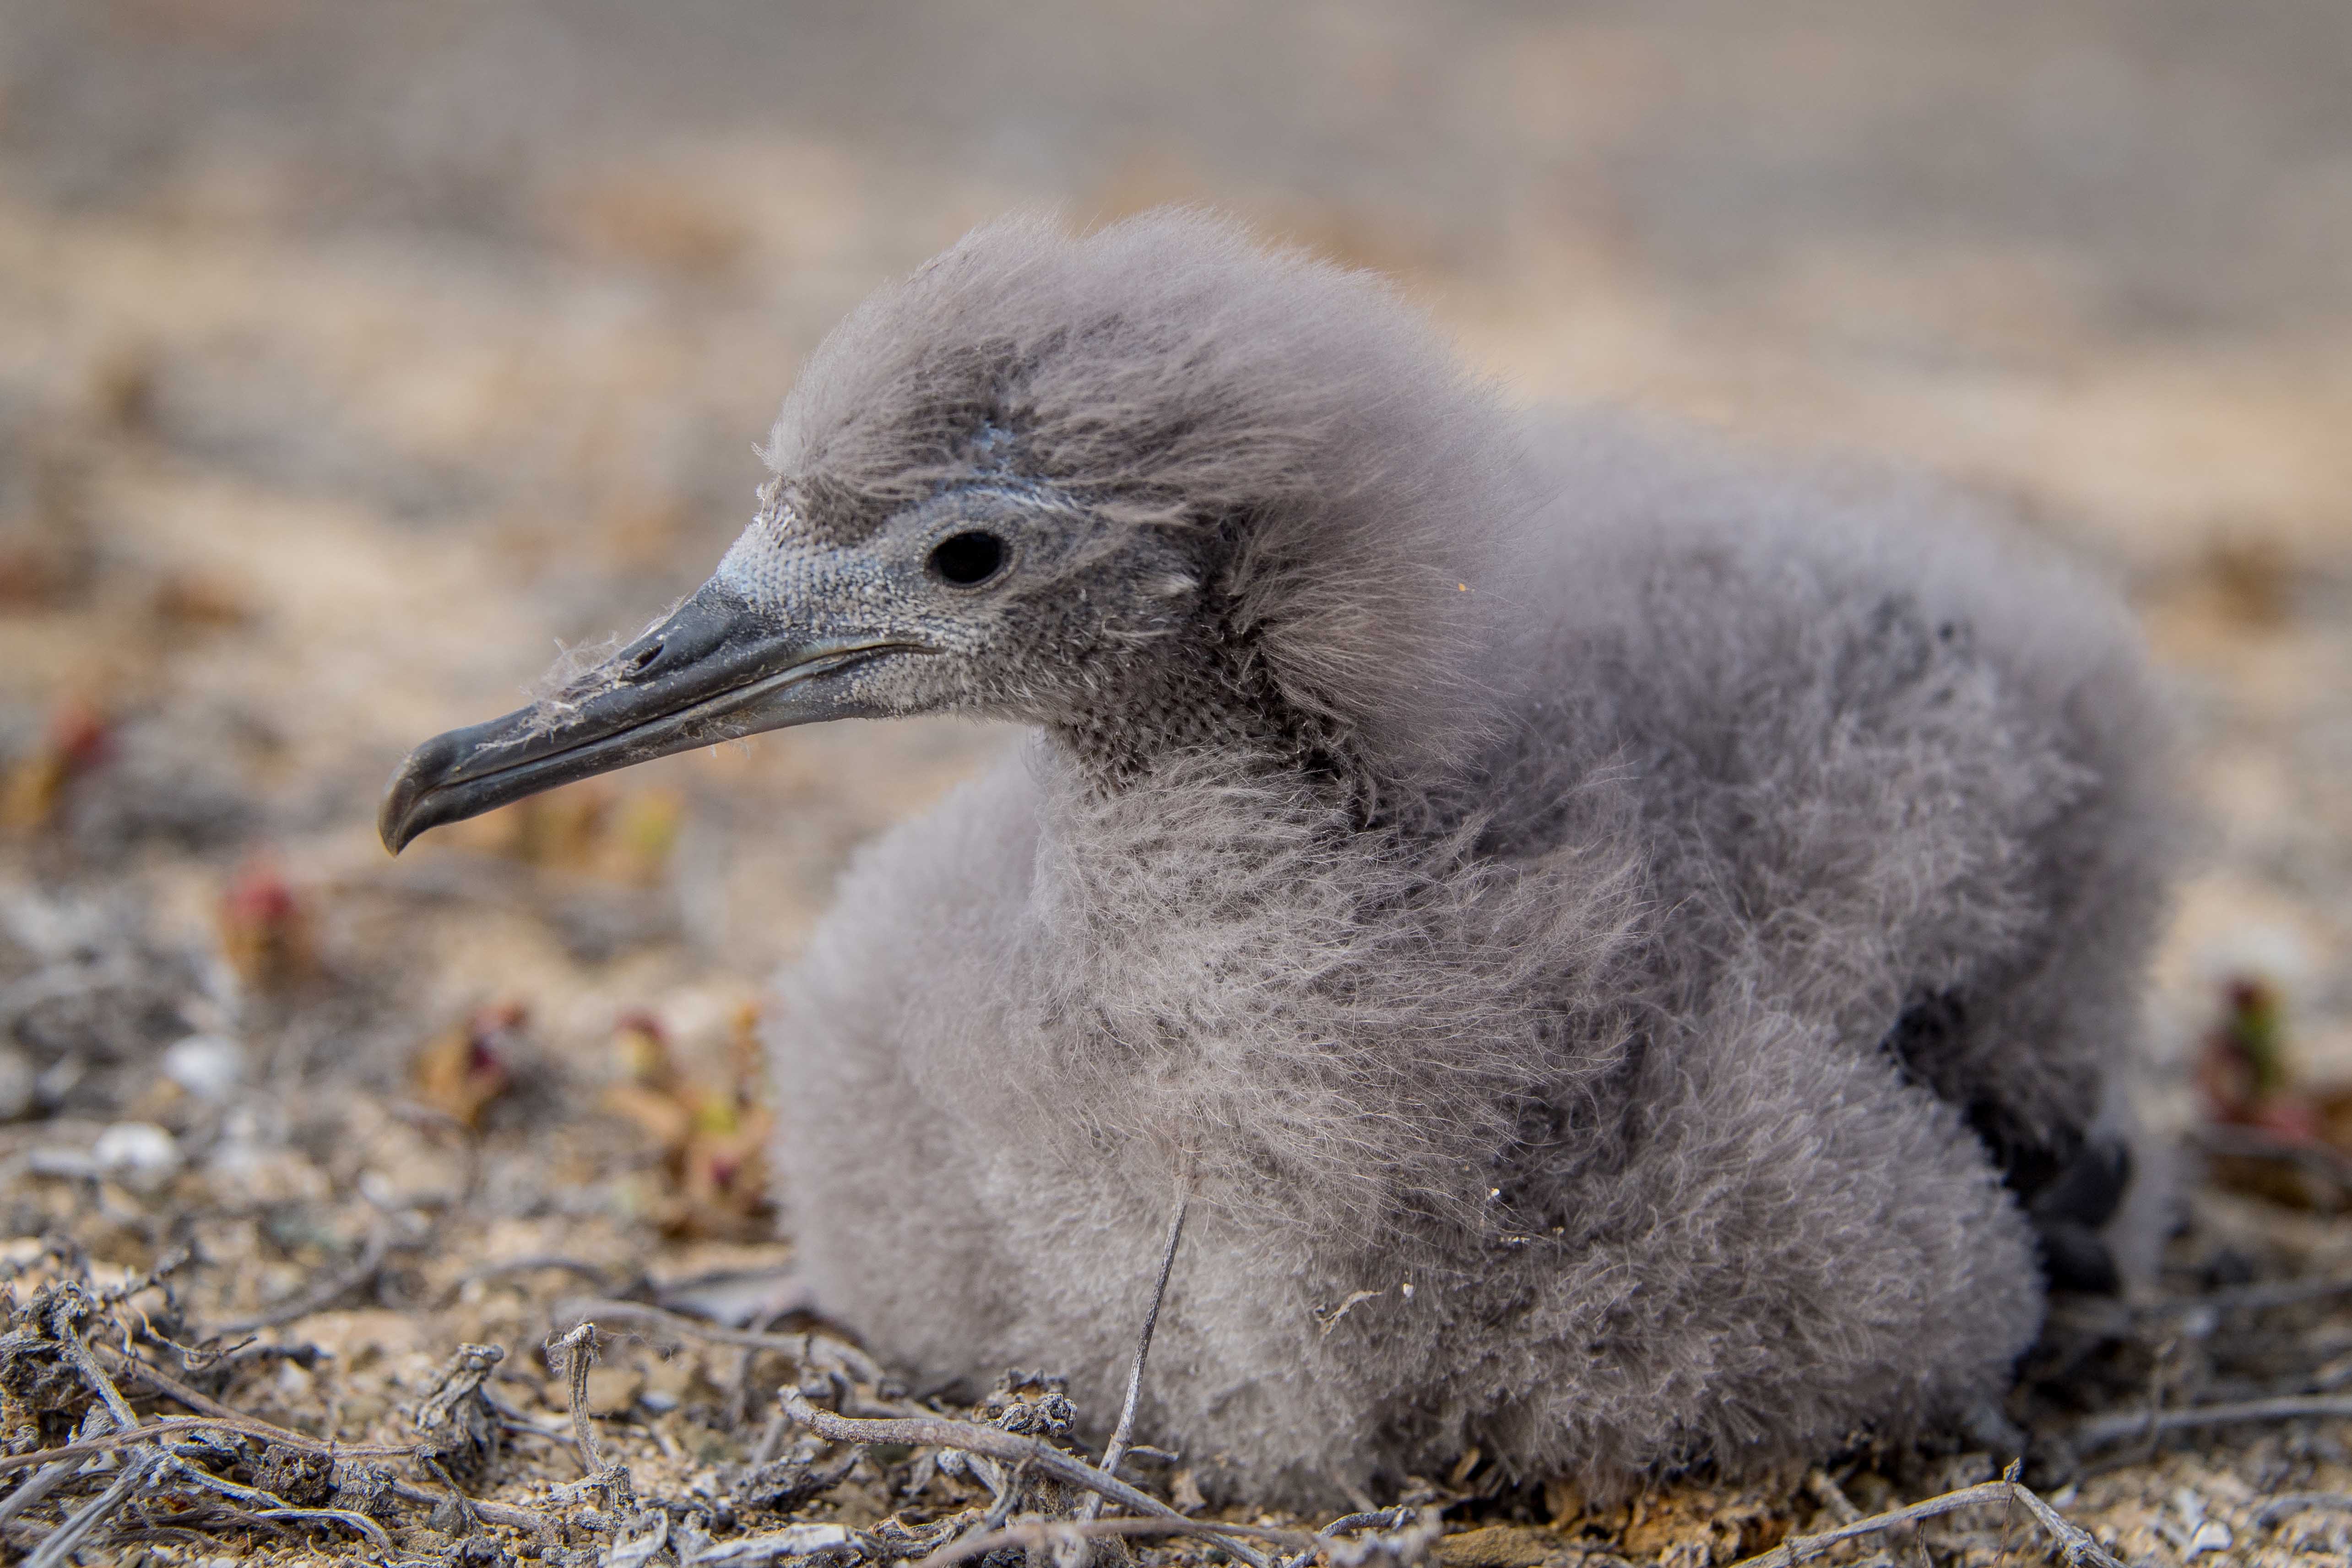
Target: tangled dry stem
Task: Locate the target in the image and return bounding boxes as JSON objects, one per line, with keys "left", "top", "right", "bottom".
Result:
{"left": 210, "top": 1214, "right": 398, "bottom": 1337}
{"left": 911, "top": 1513, "right": 1379, "bottom": 1568}
{"left": 1081, "top": 1184, "right": 1190, "bottom": 1529}
{"left": 2072, "top": 1394, "right": 2352, "bottom": 1450}
{"left": 1729, "top": 1465, "right": 2127, "bottom": 1568}
{"left": 780, "top": 1391, "right": 1276, "bottom": 1563}
{"left": 555, "top": 1295, "right": 888, "bottom": 1386}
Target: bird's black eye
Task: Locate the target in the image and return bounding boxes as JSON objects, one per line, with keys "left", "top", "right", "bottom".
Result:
{"left": 929, "top": 530, "right": 1007, "bottom": 586}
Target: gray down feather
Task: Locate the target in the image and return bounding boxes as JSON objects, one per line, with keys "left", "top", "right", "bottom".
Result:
{"left": 648, "top": 211, "right": 2181, "bottom": 1503}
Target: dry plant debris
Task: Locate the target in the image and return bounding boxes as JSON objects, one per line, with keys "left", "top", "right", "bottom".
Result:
{"left": 10, "top": 1131, "right": 2352, "bottom": 1568}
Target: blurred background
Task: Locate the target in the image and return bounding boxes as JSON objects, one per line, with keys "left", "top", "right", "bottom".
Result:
{"left": 1, "top": 0, "right": 2351, "bottom": 1482}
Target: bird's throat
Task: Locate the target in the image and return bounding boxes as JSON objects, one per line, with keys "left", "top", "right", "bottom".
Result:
{"left": 1044, "top": 628, "right": 1395, "bottom": 825}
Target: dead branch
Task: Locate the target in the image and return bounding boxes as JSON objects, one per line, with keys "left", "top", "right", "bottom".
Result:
{"left": 0, "top": 1457, "right": 81, "bottom": 1529}
{"left": 2258, "top": 1493, "right": 2352, "bottom": 1527}
{"left": 2072, "top": 1392, "right": 2352, "bottom": 1449}
{"left": 550, "top": 1319, "right": 632, "bottom": 1509}
{"left": 555, "top": 1295, "right": 886, "bottom": 1384}
{"left": 0, "top": 1417, "right": 413, "bottom": 1477}
{"left": 22, "top": 1449, "right": 155, "bottom": 1568}
{"left": 1727, "top": 1476, "right": 2127, "bottom": 1568}
{"left": 780, "top": 1390, "right": 1275, "bottom": 1568}
{"left": 0, "top": 1356, "right": 547, "bottom": 1546}
{"left": 52, "top": 1294, "right": 141, "bottom": 1430}
{"left": 103, "top": 1350, "right": 422, "bottom": 1457}
{"left": 0, "top": 1292, "right": 158, "bottom": 1556}
{"left": 384, "top": 1474, "right": 589, "bottom": 1535}
{"left": 1277, "top": 1507, "right": 1418, "bottom": 1568}
{"left": 2143, "top": 1275, "right": 2352, "bottom": 1317}
{"left": 211, "top": 1214, "right": 397, "bottom": 1335}
{"left": 976, "top": 1454, "right": 1034, "bottom": 1532}
{"left": 457, "top": 1254, "right": 644, "bottom": 1301}
{"left": 746, "top": 1409, "right": 789, "bottom": 1469}
{"left": 2190, "top": 1123, "right": 2352, "bottom": 1199}
{"left": 686, "top": 1520, "right": 862, "bottom": 1565}
{"left": 553, "top": 1321, "right": 612, "bottom": 1472}
{"left": 110, "top": 1497, "right": 295, "bottom": 1546}
{"left": 1080, "top": 1186, "right": 1189, "bottom": 1532}
{"left": 914, "top": 1513, "right": 1315, "bottom": 1568}
{"left": 1102, "top": 1190, "right": 1187, "bottom": 1482}
{"left": 152, "top": 1449, "right": 393, "bottom": 1551}
{"left": 59, "top": 1339, "right": 572, "bottom": 1539}
{"left": 2052, "top": 1272, "right": 2352, "bottom": 1343}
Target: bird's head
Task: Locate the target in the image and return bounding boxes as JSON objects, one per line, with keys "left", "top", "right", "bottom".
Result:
{"left": 380, "top": 210, "right": 1519, "bottom": 853}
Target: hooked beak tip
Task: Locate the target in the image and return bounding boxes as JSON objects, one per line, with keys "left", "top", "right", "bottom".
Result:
{"left": 378, "top": 726, "right": 471, "bottom": 855}
{"left": 377, "top": 760, "right": 426, "bottom": 856}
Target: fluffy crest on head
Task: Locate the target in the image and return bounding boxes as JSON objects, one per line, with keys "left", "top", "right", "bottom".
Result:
{"left": 758, "top": 209, "right": 1529, "bottom": 793}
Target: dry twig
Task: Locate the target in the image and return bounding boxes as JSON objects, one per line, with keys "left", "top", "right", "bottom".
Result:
{"left": 0, "top": 1455, "right": 83, "bottom": 1528}
{"left": 152, "top": 1450, "right": 393, "bottom": 1551}
{"left": 0, "top": 1416, "right": 414, "bottom": 1477}
{"left": 1079, "top": 1186, "right": 1188, "bottom": 1532}
{"left": 554, "top": 1321, "right": 613, "bottom": 1473}
{"left": 2072, "top": 1392, "right": 2352, "bottom": 1449}
{"left": 1276, "top": 1507, "right": 1418, "bottom": 1568}
{"left": 1728, "top": 1477, "right": 2127, "bottom": 1568}
{"left": 2143, "top": 1275, "right": 2352, "bottom": 1317}
{"left": 2189, "top": 1123, "right": 2352, "bottom": 1194}
{"left": 22, "top": 1449, "right": 155, "bottom": 1568}
{"left": 385, "top": 1474, "right": 581, "bottom": 1535}
{"left": 211, "top": 1214, "right": 397, "bottom": 1335}
{"left": 550, "top": 1318, "right": 633, "bottom": 1509}
{"left": 915, "top": 1513, "right": 1316, "bottom": 1568}
{"left": 3, "top": 1312, "right": 391, "bottom": 1552}
{"left": 0, "top": 1291, "right": 157, "bottom": 1558}
{"left": 781, "top": 1391, "right": 1275, "bottom": 1568}
{"left": 104, "top": 1350, "right": 422, "bottom": 1456}
{"left": 556, "top": 1295, "right": 886, "bottom": 1384}
{"left": 685, "top": 1520, "right": 862, "bottom": 1565}
{"left": 2258, "top": 1493, "right": 2352, "bottom": 1527}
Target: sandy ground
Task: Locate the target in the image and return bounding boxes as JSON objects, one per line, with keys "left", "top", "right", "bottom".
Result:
{"left": 2, "top": 3, "right": 2351, "bottom": 1563}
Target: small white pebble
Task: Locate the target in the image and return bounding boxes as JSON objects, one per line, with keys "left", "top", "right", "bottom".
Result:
{"left": 0, "top": 1045, "right": 34, "bottom": 1121}
{"left": 357, "top": 1169, "right": 400, "bottom": 1209}
{"left": 92, "top": 1122, "right": 182, "bottom": 1189}
{"left": 161, "top": 1033, "right": 245, "bottom": 1100}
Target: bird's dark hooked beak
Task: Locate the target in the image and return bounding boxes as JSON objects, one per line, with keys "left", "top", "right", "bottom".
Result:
{"left": 379, "top": 579, "right": 915, "bottom": 854}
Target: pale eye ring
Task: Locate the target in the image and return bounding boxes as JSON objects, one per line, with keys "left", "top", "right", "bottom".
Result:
{"left": 929, "top": 530, "right": 1008, "bottom": 587}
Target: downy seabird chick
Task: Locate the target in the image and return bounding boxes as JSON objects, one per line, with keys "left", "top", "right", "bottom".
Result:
{"left": 381, "top": 212, "right": 2175, "bottom": 1506}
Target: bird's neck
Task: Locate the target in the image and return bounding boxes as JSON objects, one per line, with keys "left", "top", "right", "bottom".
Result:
{"left": 1044, "top": 622, "right": 1407, "bottom": 828}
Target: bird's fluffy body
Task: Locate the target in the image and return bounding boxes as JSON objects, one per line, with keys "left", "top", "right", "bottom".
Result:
{"left": 759, "top": 215, "right": 2173, "bottom": 1503}
{"left": 396, "top": 210, "right": 2174, "bottom": 1504}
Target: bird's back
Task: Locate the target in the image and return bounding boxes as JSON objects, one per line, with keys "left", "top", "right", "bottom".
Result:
{"left": 1487, "top": 411, "right": 2173, "bottom": 1186}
